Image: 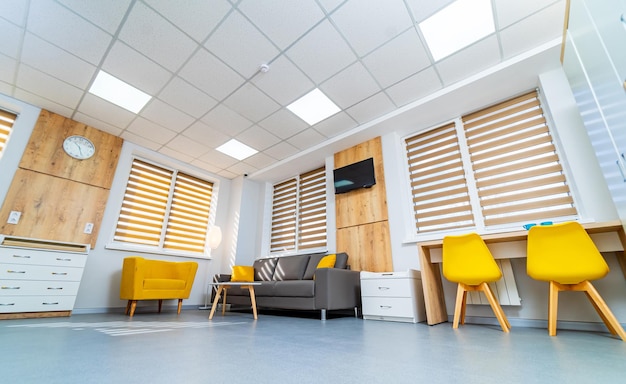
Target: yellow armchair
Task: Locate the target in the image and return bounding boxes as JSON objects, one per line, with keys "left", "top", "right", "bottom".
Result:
{"left": 120, "top": 257, "right": 198, "bottom": 317}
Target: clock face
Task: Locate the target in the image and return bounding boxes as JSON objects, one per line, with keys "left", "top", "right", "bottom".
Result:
{"left": 62, "top": 135, "right": 95, "bottom": 160}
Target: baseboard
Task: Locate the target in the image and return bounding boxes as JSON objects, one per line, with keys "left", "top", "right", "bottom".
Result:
{"left": 456, "top": 315, "right": 624, "bottom": 333}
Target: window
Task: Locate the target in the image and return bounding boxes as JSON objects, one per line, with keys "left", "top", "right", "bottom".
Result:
{"left": 0, "top": 109, "right": 17, "bottom": 158}
{"left": 405, "top": 90, "right": 577, "bottom": 234}
{"left": 269, "top": 167, "right": 327, "bottom": 254}
{"left": 113, "top": 158, "right": 215, "bottom": 255}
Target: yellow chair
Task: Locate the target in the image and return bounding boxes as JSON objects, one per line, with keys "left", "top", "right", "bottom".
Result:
{"left": 443, "top": 233, "right": 511, "bottom": 332}
{"left": 120, "top": 257, "right": 198, "bottom": 317}
{"left": 527, "top": 221, "right": 626, "bottom": 341}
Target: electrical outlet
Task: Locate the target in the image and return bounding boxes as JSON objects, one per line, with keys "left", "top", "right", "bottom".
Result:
{"left": 83, "top": 223, "right": 94, "bottom": 234}
{"left": 7, "top": 211, "right": 21, "bottom": 224}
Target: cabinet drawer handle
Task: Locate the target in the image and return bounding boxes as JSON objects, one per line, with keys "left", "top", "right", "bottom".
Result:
{"left": 42, "top": 302, "right": 60, "bottom": 305}
{"left": 379, "top": 305, "right": 392, "bottom": 309}
{"left": 1, "top": 286, "right": 20, "bottom": 290}
{"left": 51, "top": 272, "right": 68, "bottom": 276}
{"left": 7, "top": 270, "right": 26, "bottom": 274}
{"left": 0, "top": 303, "right": 16, "bottom": 306}
{"left": 47, "top": 287, "right": 63, "bottom": 290}
{"left": 56, "top": 258, "right": 72, "bottom": 262}
{"left": 12, "top": 254, "right": 31, "bottom": 259}
{"left": 377, "top": 286, "right": 390, "bottom": 290}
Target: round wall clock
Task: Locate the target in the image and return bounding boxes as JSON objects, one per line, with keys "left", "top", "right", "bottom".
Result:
{"left": 62, "top": 135, "right": 96, "bottom": 160}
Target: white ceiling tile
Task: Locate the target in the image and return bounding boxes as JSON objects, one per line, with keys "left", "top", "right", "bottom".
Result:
{"left": 0, "top": 18, "right": 23, "bottom": 58}
{"left": 317, "top": 0, "right": 344, "bottom": 13}
{"left": 499, "top": 1, "right": 566, "bottom": 59}
{"left": 145, "top": 0, "right": 232, "bottom": 42}
{"left": 217, "top": 168, "right": 238, "bottom": 179}
{"left": 121, "top": 130, "right": 161, "bottom": 151}
{"left": 225, "top": 161, "right": 259, "bottom": 176}
{"left": 0, "top": 82, "right": 13, "bottom": 96}
{"left": 264, "top": 141, "right": 299, "bottom": 160}
{"left": 286, "top": 127, "right": 326, "bottom": 150}
{"left": 21, "top": 33, "right": 95, "bottom": 89}
{"left": 495, "top": 0, "right": 563, "bottom": 29}
{"left": 405, "top": 0, "right": 456, "bottom": 22}
{"left": 223, "top": 83, "right": 281, "bottom": 122}
{"left": 16, "top": 65, "right": 83, "bottom": 109}
{"left": 182, "top": 121, "right": 230, "bottom": 147}
{"left": 73, "top": 112, "right": 124, "bottom": 136}
{"left": 0, "top": 0, "right": 28, "bottom": 26}
{"left": 13, "top": 88, "right": 74, "bottom": 117}
{"left": 26, "top": 0, "right": 111, "bottom": 65}
{"left": 204, "top": 11, "right": 280, "bottom": 78}
{"left": 102, "top": 41, "right": 172, "bottom": 95}
{"left": 118, "top": 2, "right": 198, "bottom": 72}
{"left": 189, "top": 158, "right": 222, "bottom": 175}
{"left": 286, "top": 20, "right": 357, "bottom": 83}
{"left": 386, "top": 67, "right": 442, "bottom": 107}
{"left": 236, "top": 125, "right": 281, "bottom": 151}
{"left": 198, "top": 149, "right": 239, "bottom": 168}
{"left": 140, "top": 99, "right": 195, "bottom": 133}
{"left": 243, "top": 151, "right": 277, "bottom": 169}
{"left": 362, "top": 29, "right": 431, "bottom": 88}
{"left": 157, "top": 146, "right": 196, "bottom": 164}
{"left": 158, "top": 77, "right": 217, "bottom": 118}
{"left": 57, "top": 0, "right": 131, "bottom": 34}
{"left": 313, "top": 112, "right": 358, "bottom": 138}
{"left": 0, "top": 55, "right": 17, "bottom": 84}
{"left": 436, "top": 35, "right": 501, "bottom": 86}
{"left": 179, "top": 49, "right": 245, "bottom": 100}
{"left": 252, "top": 56, "right": 314, "bottom": 105}
{"left": 239, "top": 0, "right": 325, "bottom": 50}
{"left": 320, "top": 62, "right": 381, "bottom": 108}
{"left": 201, "top": 104, "right": 253, "bottom": 136}
{"left": 77, "top": 93, "right": 136, "bottom": 128}
{"left": 331, "top": 0, "right": 413, "bottom": 56}
{"left": 164, "top": 134, "right": 210, "bottom": 157}
{"left": 125, "top": 117, "right": 177, "bottom": 145}
{"left": 258, "top": 109, "right": 309, "bottom": 139}
{"left": 345, "top": 92, "right": 396, "bottom": 125}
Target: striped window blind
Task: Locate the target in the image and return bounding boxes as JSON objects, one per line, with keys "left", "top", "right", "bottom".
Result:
{"left": 270, "top": 167, "right": 326, "bottom": 254}
{"left": 0, "top": 109, "right": 17, "bottom": 157}
{"left": 405, "top": 90, "right": 577, "bottom": 234}
{"left": 114, "top": 159, "right": 214, "bottom": 254}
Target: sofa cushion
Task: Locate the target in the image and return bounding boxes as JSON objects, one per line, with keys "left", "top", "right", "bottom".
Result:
{"left": 272, "top": 280, "right": 315, "bottom": 297}
{"left": 231, "top": 266, "right": 254, "bottom": 282}
{"left": 303, "top": 252, "right": 331, "bottom": 280}
{"left": 334, "top": 252, "right": 348, "bottom": 269}
{"left": 253, "top": 258, "right": 278, "bottom": 281}
{"left": 273, "top": 255, "right": 310, "bottom": 281}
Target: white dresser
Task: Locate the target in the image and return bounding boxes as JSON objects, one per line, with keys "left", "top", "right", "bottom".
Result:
{"left": 0, "top": 236, "right": 89, "bottom": 319}
{"left": 360, "top": 269, "right": 426, "bottom": 323}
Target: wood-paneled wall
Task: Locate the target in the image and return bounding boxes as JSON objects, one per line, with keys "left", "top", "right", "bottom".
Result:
{"left": 0, "top": 110, "right": 123, "bottom": 248}
{"left": 335, "top": 137, "right": 392, "bottom": 272}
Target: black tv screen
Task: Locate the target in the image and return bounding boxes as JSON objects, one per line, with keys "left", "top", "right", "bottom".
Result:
{"left": 333, "top": 157, "right": 376, "bottom": 194}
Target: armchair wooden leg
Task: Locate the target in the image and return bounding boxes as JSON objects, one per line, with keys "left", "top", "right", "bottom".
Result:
{"left": 579, "top": 281, "right": 626, "bottom": 341}
{"left": 480, "top": 282, "right": 510, "bottom": 333}
{"left": 177, "top": 299, "right": 183, "bottom": 315}
{"left": 125, "top": 300, "right": 132, "bottom": 315}
{"left": 158, "top": 299, "right": 163, "bottom": 313}
{"left": 129, "top": 300, "right": 137, "bottom": 317}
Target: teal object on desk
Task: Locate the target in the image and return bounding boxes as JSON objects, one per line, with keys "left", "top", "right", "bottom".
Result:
{"left": 523, "top": 223, "right": 537, "bottom": 230}
{"left": 540, "top": 221, "right": 553, "bottom": 226}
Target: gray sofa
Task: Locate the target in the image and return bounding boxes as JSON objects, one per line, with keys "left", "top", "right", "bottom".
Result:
{"left": 218, "top": 252, "right": 361, "bottom": 320}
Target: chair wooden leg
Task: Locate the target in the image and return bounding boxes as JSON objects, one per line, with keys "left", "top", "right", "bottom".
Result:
{"left": 548, "top": 281, "right": 560, "bottom": 336}
{"left": 125, "top": 300, "right": 132, "bottom": 315}
{"left": 222, "top": 288, "right": 228, "bottom": 315}
{"left": 177, "top": 299, "right": 183, "bottom": 315}
{"left": 453, "top": 284, "right": 466, "bottom": 329}
{"left": 158, "top": 299, "right": 163, "bottom": 313}
{"left": 129, "top": 300, "right": 137, "bottom": 317}
{"left": 578, "top": 281, "right": 626, "bottom": 341}
{"left": 480, "top": 282, "right": 510, "bottom": 333}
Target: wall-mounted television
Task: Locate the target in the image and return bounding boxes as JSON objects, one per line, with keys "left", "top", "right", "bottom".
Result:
{"left": 333, "top": 157, "right": 376, "bottom": 194}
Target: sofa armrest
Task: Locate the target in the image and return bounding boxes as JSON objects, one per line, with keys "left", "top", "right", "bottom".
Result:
{"left": 314, "top": 268, "right": 361, "bottom": 310}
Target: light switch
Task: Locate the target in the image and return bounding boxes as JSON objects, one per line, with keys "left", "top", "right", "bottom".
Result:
{"left": 7, "top": 211, "right": 21, "bottom": 224}
{"left": 83, "top": 223, "right": 94, "bottom": 234}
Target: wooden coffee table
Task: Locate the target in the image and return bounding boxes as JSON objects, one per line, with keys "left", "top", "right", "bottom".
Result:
{"left": 208, "top": 282, "right": 261, "bottom": 320}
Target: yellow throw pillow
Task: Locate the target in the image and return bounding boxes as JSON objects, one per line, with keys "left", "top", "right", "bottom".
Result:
{"left": 231, "top": 266, "right": 254, "bottom": 282}
{"left": 314, "top": 254, "right": 336, "bottom": 280}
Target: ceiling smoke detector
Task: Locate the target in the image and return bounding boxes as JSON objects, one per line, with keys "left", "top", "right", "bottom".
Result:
{"left": 259, "top": 64, "right": 270, "bottom": 73}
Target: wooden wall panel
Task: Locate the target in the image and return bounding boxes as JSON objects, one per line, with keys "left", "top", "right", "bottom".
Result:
{"left": 19, "top": 110, "right": 123, "bottom": 189}
{"left": 336, "top": 222, "right": 392, "bottom": 272}
{"left": 335, "top": 137, "right": 393, "bottom": 272}
{"left": 335, "top": 137, "right": 387, "bottom": 229}
{"left": 0, "top": 169, "right": 109, "bottom": 247}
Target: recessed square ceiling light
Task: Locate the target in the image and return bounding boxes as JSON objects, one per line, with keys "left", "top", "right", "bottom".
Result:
{"left": 419, "top": 0, "right": 495, "bottom": 61}
{"left": 216, "top": 139, "right": 258, "bottom": 161}
{"left": 89, "top": 70, "right": 152, "bottom": 113}
{"left": 287, "top": 88, "right": 341, "bottom": 126}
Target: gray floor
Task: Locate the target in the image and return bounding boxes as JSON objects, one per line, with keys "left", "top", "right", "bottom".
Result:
{"left": 1, "top": 308, "right": 625, "bottom": 384}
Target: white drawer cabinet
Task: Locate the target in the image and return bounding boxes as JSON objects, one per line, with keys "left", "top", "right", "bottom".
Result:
{"left": 360, "top": 270, "right": 426, "bottom": 323}
{"left": 0, "top": 236, "right": 89, "bottom": 318}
